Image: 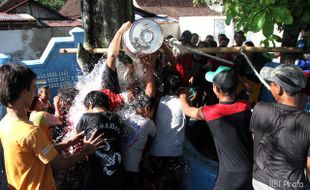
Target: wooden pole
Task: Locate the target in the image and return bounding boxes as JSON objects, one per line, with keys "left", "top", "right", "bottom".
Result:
{"left": 197, "top": 47, "right": 308, "bottom": 53}
{"left": 59, "top": 47, "right": 310, "bottom": 54}
{"left": 60, "top": 48, "right": 108, "bottom": 54}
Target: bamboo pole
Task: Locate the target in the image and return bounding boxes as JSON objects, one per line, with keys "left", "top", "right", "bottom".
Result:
{"left": 59, "top": 48, "right": 108, "bottom": 54}
{"left": 59, "top": 47, "right": 310, "bottom": 54}
{"left": 197, "top": 47, "right": 308, "bottom": 53}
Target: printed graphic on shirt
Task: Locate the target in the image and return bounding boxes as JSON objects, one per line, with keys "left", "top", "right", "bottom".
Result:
{"left": 87, "top": 123, "right": 121, "bottom": 176}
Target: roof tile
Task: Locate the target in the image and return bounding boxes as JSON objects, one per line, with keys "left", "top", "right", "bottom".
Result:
{"left": 0, "top": 13, "right": 36, "bottom": 21}
{"left": 60, "top": 0, "right": 222, "bottom": 19}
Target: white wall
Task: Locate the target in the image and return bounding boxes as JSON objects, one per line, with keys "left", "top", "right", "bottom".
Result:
{"left": 247, "top": 28, "right": 283, "bottom": 47}
{"left": 160, "top": 22, "right": 179, "bottom": 38}
{"left": 179, "top": 16, "right": 284, "bottom": 48}
{"left": 0, "top": 27, "right": 72, "bottom": 62}
{"left": 179, "top": 16, "right": 234, "bottom": 46}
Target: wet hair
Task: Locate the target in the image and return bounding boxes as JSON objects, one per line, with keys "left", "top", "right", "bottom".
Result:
{"left": 164, "top": 74, "right": 183, "bottom": 95}
{"left": 134, "top": 92, "right": 155, "bottom": 110}
{"left": 0, "top": 64, "right": 36, "bottom": 106}
{"left": 213, "top": 69, "right": 238, "bottom": 94}
{"left": 83, "top": 90, "right": 110, "bottom": 110}
{"left": 57, "top": 85, "right": 79, "bottom": 105}
{"left": 29, "top": 96, "right": 40, "bottom": 111}
{"left": 118, "top": 51, "right": 133, "bottom": 65}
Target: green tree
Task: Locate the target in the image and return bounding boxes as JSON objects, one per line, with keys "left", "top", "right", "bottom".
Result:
{"left": 194, "top": 0, "right": 310, "bottom": 62}
{"left": 77, "top": 0, "right": 134, "bottom": 73}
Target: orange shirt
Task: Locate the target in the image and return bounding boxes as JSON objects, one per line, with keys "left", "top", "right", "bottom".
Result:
{"left": 0, "top": 118, "right": 58, "bottom": 190}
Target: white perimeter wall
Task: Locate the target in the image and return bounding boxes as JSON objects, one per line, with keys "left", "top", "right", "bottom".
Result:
{"left": 179, "top": 16, "right": 235, "bottom": 46}
{"left": 179, "top": 16, "right": 283, "bottom": 47}
{"left": 160, "top": 22, "right": 180, "bottom": 38}
{"left": 0, "top": 27, "right": 72, "bottom": 62}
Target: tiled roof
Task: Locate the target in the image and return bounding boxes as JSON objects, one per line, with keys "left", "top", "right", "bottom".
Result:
{"left": 0, "top": 0, "right": 69, "bottom": 20}
{"left": 0, "top": 13, "right": 35, "bottom": 21}
{"left": 59, "top": 0, "right": 80, "bottom": 19}
{"left": 41, "top": 19, "right": 82, "bottom": 27}
{"left": 0, "top": 13, "right": 80, "bottom": 27}
{"left": 59, "top": 0, "right": 159, "bottom": 19}
{"left": 60, "top": 0, "right": 222, "bottom": 19}
{"left": 135, "top": 0, "right": 222, "bottom": 17}
{"left": 0, "top": 0, "right": 27, "bottom": 12}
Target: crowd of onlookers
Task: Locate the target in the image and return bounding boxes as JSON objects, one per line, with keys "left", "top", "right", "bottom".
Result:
{"left": 0, "top": 21, "right": 310, "bottom": 190}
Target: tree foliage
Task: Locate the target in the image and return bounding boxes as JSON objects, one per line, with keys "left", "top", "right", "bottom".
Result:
{"left": 194, "top": 0, "right": 310, "bottom": 47}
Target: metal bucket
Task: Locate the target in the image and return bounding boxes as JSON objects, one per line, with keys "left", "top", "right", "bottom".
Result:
{"left": 122, "top": 18, "right": 163, "bottom": 59}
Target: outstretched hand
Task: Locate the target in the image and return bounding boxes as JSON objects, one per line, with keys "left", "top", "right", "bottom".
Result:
{"left": 69, "top": 131, "right": 85, "bottom": 146}
{"left": 82, "top": 129, "right": 105, "bottom": 155}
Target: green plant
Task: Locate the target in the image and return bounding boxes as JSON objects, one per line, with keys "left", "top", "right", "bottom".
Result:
{"left": 194, "top": 0, "right": 310, "bottom": 47}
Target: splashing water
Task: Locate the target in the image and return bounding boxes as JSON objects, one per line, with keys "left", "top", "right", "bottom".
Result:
{"left": 68, "top": 61, "right": 106, "bottom": 128}
{"left": 57, "top": 56, "right": 150, "bottom": 156}
{"left": 68, "top": 57, "right": 149, "bottom": 132}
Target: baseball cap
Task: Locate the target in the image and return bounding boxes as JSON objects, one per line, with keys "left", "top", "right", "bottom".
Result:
{"left": 260, "top": 64, "right": 306, "bottom": 92}
{"left": 205, "top": 66, "right": 237, "bottom": 91}
{"left": 205, "top": 66, "right": 232, "bottom": 82}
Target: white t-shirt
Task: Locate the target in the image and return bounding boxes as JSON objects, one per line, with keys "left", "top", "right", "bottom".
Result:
{"left": 150, "top": 95, "right": 186, "bottom": 157}
{"left": 123, "top": 113, "right": 156, "bottom": 172}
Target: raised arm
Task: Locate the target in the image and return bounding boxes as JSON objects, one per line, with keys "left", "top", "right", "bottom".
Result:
{"left": 106, "top": 21, "right": 132, "bottom": 71}
{"left": 139, "top": 52, "right": 158, "bottom": 98}
{"left": 161, "top": 41, "right": 177, "bottom": 66}
{"left": 179, "top": 93, "right": 204, "bottom": 120}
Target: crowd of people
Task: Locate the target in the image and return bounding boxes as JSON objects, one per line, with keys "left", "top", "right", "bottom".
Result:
{"left": 0, "top": 21, "right": 310, "bottom": 190}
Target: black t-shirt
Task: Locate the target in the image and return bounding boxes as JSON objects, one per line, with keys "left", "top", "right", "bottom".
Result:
{"left": 100, "top": 58, "right": 121, "bottom": 94}
{"left": 76, "top": 112, "right": 125, "bottom": 189}
{"left": 202, "top": 100, "right": 254, "bottom": 189}
{"left": 251, "top": 102, "right": 310, "bottom": 189}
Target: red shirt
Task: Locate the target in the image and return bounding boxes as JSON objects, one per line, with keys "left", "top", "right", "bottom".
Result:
{"left": 176, "top": 54, "right": 193, "bottom": 85}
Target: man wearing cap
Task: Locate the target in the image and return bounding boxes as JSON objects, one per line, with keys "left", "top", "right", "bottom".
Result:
{"left": 251, "top": 64, "right": 310, "bottom": 189}
{"left": 180, "top": 66, "right": 254, "bottom": 190}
